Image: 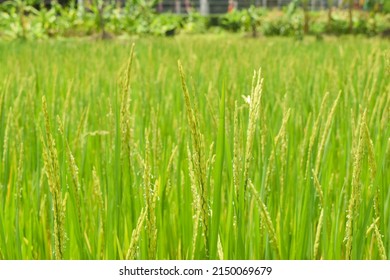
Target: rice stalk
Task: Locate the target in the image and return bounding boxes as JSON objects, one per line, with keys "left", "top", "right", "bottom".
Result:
{"left": 312, "top": 169, "right": 324, "bottom": 206}
{"left": 366, "top": 217, "right": 380, "bottom": 236}
{"left": 260, "top": 109, "right": 268, "bottom": 163}
{"left": 300, "top": 112, "right": 312, "bottom": 172}
{"left": 373, "top": 224, "right": 387, "bottom": 260}
{"left": 264, "top": 109, "right": 291, "bottom": 194}
{"left": 206, "top": 142, "right": 215, "bottom": 177}
{"left": 41, "top": 96, "right": 66, "bottom": 260}
{"left": 313, "top": 208, "right": 324, "bottom": 259}
{"left": 15, "top": 142, "right": 24, "bottom": 198}
{"left": 363, "top": 120, "right": 379, "bottom": 220}
{"left": 364, "top": 122, "right": 376, "bottom": 179}
{"left": 92, "top": 167, "right": 105, "bottom": 259}
{"left": 1, "top": 108, "right": 12, "bottom": 170}
{"left": 314, "top": 92, "right": 341, "bottom": 175}
{"left": 380, "top": 93, "right": 389, "bottom": 129}
{"left": 312, "top": 170, "right": 324, "bottom": 259}
{"left": 188, "top": 146, "right": 201, "bottom": 260}
{"left": 62, "top": 81, "right": 73, "bottom": 123}
{"left": 125, "top": 207, "right": 147, "bottom": 260}
{"left": 149, "top": 178, "right": 159, "bottom": 260}
{"left": 73, "top": 106, "right": 89, "bottom": 150}
{"left": 233, "top": 101, "right": 241, "bottom": 198}
{"left": 249, "top": 181, "right": 280, "bottom": 259}
{"left": 143, "top": 130, "right": 157, "bottom": 260}
{"left": 345, "top": 111, "right": 367, "bottom": 260}
{"left": 151, "top": 108, "right": 163, "bottom": 170}
{"left": 165, "top": 145, "right": 178, "bottom": 176}
{"left": 120, "top": 44, "right": 135, "bottom": 168}
{"left": 278, "top": 108, "right": 290, "bottom": 202}
{"left": 243, "top": 69, "right": 263, "bottom": 192}
{"left": 304, "top": 92, "right": 329, "bottom": 180}
{"left": 57, "top": 117, "right": 82, "bottom": 230}
{"left": 362, "top": 117, "right": 386, "bottom": 259}
{"left": 178, "top": 61, "right": 209, "bottom": 257}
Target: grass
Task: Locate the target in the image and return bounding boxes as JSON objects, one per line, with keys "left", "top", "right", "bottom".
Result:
{"left": 0, "top": 36, "right": 388, "bottom": 260}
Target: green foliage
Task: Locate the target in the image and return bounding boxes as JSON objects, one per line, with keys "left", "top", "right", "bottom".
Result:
{"left": 0, "top": 2, "right": 389, "bottom": 40}
{"left": 219, "top": 10, "right": 246, "bottom": 32}
{"left": 150, "top": 14, "right": 182, "bottom": 36}
{"left": 182, "top": 12, "right": 207, "bottom": 34}
{"left": 384, "top": 1, "right": 390, "bottom": 13}
{"left": 263, "top": 11, "right": 303, "bottom": 37}
{"left": 220, "top": 6, "right": 265, "bottom": 35}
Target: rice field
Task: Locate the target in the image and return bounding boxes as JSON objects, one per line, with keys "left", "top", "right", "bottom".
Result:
{"left": 0, "top": 36, "right": 389, "bottom": 260}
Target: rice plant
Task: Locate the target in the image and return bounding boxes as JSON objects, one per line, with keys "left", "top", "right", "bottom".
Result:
{"left": 0, "top": 36, "right": 388, "bottom": 260}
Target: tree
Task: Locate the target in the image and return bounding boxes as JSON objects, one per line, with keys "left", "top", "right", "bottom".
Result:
{"left": 327, "top": 0, "right": 333, "bottom": 28}
{"left": 302, "top": 0, "right": 309, "bottom": 34}
{"left": 348, "top": 0, "right": 354, "bottom": 33}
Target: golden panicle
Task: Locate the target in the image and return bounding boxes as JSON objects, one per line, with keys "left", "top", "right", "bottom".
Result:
{"left": 312, "top": 169, "right": 324, "bottom": 206}
{"left": 363, "top": 120, "right": 380, "bottom": 220}
{"left": 126, "top": 207, "right": 147, "bottom": 260}
{"left": 120, "top": 60, "right": 132, "bottom": 166}
{"left": 374, "top": 224, "right": 387, "bottom": 260}
{"left": 366, "top": 217, "right": 380, "bottom": 236}
{"left": 313, "top": 208, "right": 324, "bottom": 259}
{"left": 345, "top": 110, "right": 367, "bottom": 260}
{"left": 41, "top": 96, "right": 66, "bottom": 260}
{"left": 178, "top": 61, "right": 209, "bottom": 257}
{"left": 123, "top": 43, "right": 135, "bottom": 96}
{"left": 363, "top": 121, "right": 376, "bottom": 180}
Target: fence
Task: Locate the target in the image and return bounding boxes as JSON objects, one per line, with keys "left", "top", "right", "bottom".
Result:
{"left": 158, "top": 0, "right": 350, "bottom": 14}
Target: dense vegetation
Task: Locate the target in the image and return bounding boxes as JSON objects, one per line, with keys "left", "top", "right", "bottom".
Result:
{"left": 0, "top": 37, "right": 388, "bottom": 260}
{"left": 0, "top": 1, "right": 389, "bottom": 40}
